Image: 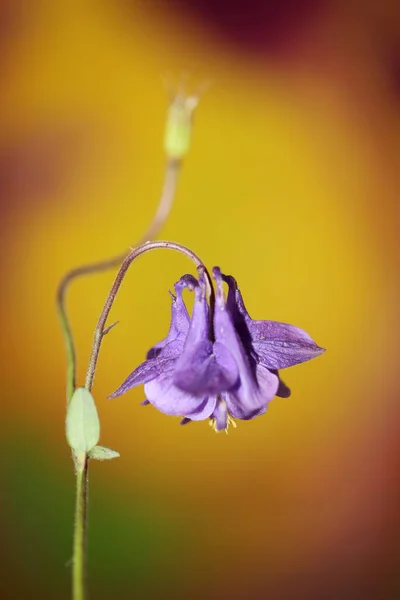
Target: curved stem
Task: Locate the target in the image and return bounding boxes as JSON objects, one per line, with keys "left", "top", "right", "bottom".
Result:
{"left": 57, "top": 159, "right": 181, "bottom": 405}
{"left": 84, "top": 241, "right": 211, "bottom": 391}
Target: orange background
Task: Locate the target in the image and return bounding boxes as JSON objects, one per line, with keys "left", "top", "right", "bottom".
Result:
{"left": 0, "top": 1, "right": 399, "bottom": 599}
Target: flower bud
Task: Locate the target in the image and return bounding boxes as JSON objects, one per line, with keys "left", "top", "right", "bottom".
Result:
{"left": 164, "top": 93, "right": 198, "bottom": 160}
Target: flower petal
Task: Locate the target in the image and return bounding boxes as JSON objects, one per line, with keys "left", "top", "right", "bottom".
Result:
{"left": 109, "top": 339, "right": 183, "bottom": 399}
{"left": 184, "top": 395, "right": 218, "bottom": 421}
{"left": 250, "top": 320, "right": 325, "bottom": 369}
{"left": 271, "top": 370, "right": 291, "bottom": 398}
{"left": 224, "top": 393, "right": 267, "bottom": 420}
{"left": 182, "top": 267, "right": 208, "bottom": 344}
{"left": 108, "top": 358, "right": 161, "bottom": 398}
{"left": 222, "top": 272, "right": 325, "bottom": 369}
{"left": 213, "top": 267, "right": 279, "bottom": 413}
{"left": 224, "top": 365, "right": 278, "bottom": 419}
{"left": 212, "top": 399, "right": 229, "bottom": 431}
{"left": 146, "top": 274, "right": 196, "bottom": 358}
{"left": 145, "top": 372, "right": 216, "bottom": 418}
{"left": 222, "top": 274, "right": 251, "bottom": 330}
{"left": 174, "top": 268, "right": 238, "bottom": 395}
{"left": 174, "top": 339, "right": 238, "bottom": 395}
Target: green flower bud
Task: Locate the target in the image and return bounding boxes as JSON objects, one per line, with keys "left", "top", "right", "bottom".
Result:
{"left": 164, "top": 93, "right": 198, "bottom": 160}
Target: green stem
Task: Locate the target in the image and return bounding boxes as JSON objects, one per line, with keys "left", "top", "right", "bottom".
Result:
{"left": 72, "top": 453, "right": 88, "bottom": 600}
{"left": 59, "top": 159, "right": 181, "bottom": 600}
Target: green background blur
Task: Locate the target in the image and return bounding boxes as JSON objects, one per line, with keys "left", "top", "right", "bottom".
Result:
{"left": 1, "top": 1, "right": 400, "bottom": 599}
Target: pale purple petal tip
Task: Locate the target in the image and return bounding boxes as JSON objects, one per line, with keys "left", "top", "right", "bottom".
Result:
{"left": 108, "top": 359, "right": 160, "bottom": 398}
{"left": 212, "top": 399, "right": 228, "bottom": 431}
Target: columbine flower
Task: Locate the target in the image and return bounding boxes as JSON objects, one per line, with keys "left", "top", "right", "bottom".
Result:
{"left": 109, "top": 267, "right": 324, "bottom": 432}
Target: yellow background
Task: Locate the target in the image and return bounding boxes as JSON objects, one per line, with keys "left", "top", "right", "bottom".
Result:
{"left": 0, "top": 1, "right": 399, "bottom": 598}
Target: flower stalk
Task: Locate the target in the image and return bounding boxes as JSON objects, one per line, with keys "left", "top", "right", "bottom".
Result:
{"left": 60, "top": 161, "right": 182, "bottom": 600}
{"left": 85, "top": 241, "right": 210, "bottom": 391}
{"left": 59, "top": 85, "right": 201, "bottom": 600}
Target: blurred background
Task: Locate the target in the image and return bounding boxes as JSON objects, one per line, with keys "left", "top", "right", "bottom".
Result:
{"left": 1, "top": 0, "right": 399, "bottom": 598}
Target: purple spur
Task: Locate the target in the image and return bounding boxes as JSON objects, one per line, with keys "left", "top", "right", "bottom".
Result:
{"left": 109, "top": 267, "right": 324, "bottom": 432}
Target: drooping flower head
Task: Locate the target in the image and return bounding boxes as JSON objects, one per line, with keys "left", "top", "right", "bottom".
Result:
{"left": 109, "top": 267, "right": 324, "bottom": 432}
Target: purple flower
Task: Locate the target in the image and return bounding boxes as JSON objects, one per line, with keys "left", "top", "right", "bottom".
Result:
{"left": 109, "top": 267, "right": 324, "bottom": 432}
